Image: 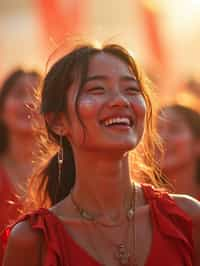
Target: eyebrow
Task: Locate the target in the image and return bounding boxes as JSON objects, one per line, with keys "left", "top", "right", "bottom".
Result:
{"left": 85, "top": 75, "right": 137, "bottom": 83}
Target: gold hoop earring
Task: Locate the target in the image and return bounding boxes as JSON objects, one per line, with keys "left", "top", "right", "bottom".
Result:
{"left": 58, "top": 135, "right": 64, "bottom": 184}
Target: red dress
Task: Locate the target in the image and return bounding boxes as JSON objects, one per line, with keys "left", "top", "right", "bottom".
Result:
{"left": 0, "top": 165, "right": 22, "bottom": 265}
{"left": 0, "top": 165, "right": 21, "bottom": 233}
{"left": 1, "top": 184, "right": 193, "bottom": 266}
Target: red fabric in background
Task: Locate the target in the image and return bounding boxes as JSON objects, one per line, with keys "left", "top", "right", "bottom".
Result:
{"left": 35, "top": 0, "right": 87, "bottom": 55}
{"left": 140, "top": 6, "right": 165, "bottom": 65}
{"left": 136, "top": 2, "right": 168, "bottom": 74}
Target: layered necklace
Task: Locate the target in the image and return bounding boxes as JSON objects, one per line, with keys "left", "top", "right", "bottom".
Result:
{"left": 70, "top": 183, "right": 137, "bottom": 266}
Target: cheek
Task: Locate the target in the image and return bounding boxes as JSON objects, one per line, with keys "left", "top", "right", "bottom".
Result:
{"left": 172, "top": 137, "right": 195, "bottom": 163}
{"left": 68, "top": 97, "right": 99, "bottom": 141}
{"left": 78, "top": 97, "right": 101, "bottom": 120}
{"left": 131, "top": 96, "right": 146, "bottom": 121}
{"left": 166, "top": 134, "right": 193, "bottom": 156}
{"left": 1, "top": 100, "right": 21, "bottom": 131}
{"left": 5, "top": 98, "right": 17, "bottom": 109}
{"left": 176, "top": 135, "right": 193, "bottom": 149}
{"left": 2, "top": 99, "right": 19, "bottom": 118}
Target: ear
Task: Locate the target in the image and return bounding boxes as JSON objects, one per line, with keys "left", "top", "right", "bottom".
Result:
{"left": 45, "top": 112, "right": 69, "bottom": 136}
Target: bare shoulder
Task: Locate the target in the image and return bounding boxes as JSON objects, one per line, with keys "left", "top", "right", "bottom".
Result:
{"left": 3, "top": 221, "right": 43, "bottom": 266}
{"left": 8, "top": 220, "right": 41, "bottom": 244}
{"left": 171, "top": 193, "right": 200, "bottom": 222}
{"left": 171, "top": 194, "right": 200, "bottom": 266}
{"left": 135, "top": 183, "right": 150, "bottom": 209}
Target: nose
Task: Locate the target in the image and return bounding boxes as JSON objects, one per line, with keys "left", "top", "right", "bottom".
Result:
{"left": 23, "top": 93, "right": 35, "bottom": 111}
{"left": 108, "top": 90, "right": 129, "bottom": 108}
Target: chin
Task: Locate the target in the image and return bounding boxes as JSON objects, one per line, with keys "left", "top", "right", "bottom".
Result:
{"left": 102, "top": 141, "right": 138, "bottom": 153}
{"left": 16, "top": 126, "right": 34, "bottom": 135}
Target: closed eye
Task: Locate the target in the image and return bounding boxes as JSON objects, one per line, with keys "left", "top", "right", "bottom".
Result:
{"left": 87, "top": 87, "right": 105, "bottom": 94}
{"left": 125, "top": 87, "right": 140, "bottom": 94}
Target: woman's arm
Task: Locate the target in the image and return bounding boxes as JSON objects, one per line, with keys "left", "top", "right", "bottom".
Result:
{"left": 172, "top": 194, "right": 200, "bottom": 266}
{"left": 3, "top": 221, "right": 43, "bottom": 266}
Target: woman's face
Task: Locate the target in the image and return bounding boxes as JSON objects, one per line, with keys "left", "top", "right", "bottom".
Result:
{"left": 1, "top": 74, "right": 39, "bottom": 135}
{"left": 157, "top": 109, "right": 199, "bottom": 175}
{"left": 64, "top": 52, "right": 146, "bottom": 154}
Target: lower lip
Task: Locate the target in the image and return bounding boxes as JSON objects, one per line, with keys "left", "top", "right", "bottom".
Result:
{"left": 104, "top": 124, "right": 132, "bottom": 130}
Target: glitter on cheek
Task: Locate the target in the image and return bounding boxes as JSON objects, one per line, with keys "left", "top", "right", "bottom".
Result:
{"left": 78, "top": 97, "right": 100, "bottom": 118}
{"left": 131, "top": 95, "right": 146, "bottom": 115}
{"left": 139, "top": 96, "right": 147, "bottom": 109}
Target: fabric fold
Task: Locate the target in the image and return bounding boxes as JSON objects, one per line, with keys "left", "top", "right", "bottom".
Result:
{"left": 142, "top": 184, "right": 193, "bottom": 265}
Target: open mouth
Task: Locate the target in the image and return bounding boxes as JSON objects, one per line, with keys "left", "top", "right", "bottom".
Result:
{"left": 102, "top": 117, "right": 134, "bottom": 127}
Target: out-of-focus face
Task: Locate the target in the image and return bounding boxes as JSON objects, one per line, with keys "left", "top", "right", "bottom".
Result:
{"left": 64, "top": 52, "right": 146, "bottom": 155}
{"left": 1, "top": 74, "right": 39, "bottom": 136}
{"left": 157, "top": 109, "right": 199, "bottom": 176}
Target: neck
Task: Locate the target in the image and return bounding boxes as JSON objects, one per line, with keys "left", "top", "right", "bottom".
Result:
{"left": 5, "top": 133, "right": 36, "bottom": 162}
{"left": 0, "top": 133, "right": 37, "bottom": 190}
{"left": 71, "top": 150, "right": 133, "bottom": 222}
{"left": 164, "top": 162, "right": 200, "bottom": 198}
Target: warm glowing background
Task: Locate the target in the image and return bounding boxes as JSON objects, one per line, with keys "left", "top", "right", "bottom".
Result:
{"left": 1, "top": 0, "right": 200, "bottom": 105}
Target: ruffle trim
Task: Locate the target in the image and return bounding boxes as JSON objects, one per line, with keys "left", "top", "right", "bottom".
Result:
{"left": 1, "top": 208, "right": 70, "bottom": 266}
{"left": 142, "top": 184, "right": 193, "bottom": 265}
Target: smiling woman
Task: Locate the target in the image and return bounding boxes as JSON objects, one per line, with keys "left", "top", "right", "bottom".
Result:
{"left": 1, "top": 43, "right": 200, "bottom": 266}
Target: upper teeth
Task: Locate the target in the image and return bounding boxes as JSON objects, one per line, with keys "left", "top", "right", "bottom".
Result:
{"left": 104, "top": 117, "right": 131, "bottom": 126}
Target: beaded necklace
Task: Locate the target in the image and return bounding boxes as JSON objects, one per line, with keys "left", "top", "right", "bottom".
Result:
{"left": 70, "top": 183, "right": 137, "bottom": 265}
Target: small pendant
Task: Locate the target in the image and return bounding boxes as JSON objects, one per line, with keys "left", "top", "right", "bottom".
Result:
{"left": 116, "top": 244, "right": 130, "bottom": 265}
{"left": 80, "top": 210, "right": 94, "bottom": 221}
{"left": 127, "top": 208, "right": 134, "bottom": 220}
{"left": 131, "top": 256, "right": 138, "bottom": 266}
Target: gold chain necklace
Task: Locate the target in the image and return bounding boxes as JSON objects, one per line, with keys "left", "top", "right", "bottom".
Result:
{"left": 70, "top": 183, "right": 137, "bottom": 266}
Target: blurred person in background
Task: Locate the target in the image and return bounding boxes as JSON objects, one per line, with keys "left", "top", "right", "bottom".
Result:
{"left": 157, "top": 104, "right": 200, "bottom": 199}
{"left": 0, "top": 69, "right": 42, "bottom": 234}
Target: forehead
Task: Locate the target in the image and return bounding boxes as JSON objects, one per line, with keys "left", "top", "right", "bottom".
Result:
{"left": 158, "top": 109, "right": 188, "bottom": 127}
{"left": 162, "top": 109, "right": 182, "bottom": 121}
{"left": 12, "top": 75, "right": 36, "bottom": 91}
{"left": 87, "top": 52, "right": 135, "bottom": 77}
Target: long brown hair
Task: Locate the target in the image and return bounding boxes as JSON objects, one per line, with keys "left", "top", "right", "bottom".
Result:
{"left": 26, "top": 43, "right": 162, "bottom": 210}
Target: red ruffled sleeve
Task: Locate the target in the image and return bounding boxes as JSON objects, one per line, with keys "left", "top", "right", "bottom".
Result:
{"left": 1, "top": 209, "right": 101, "bottom": 266}
{"left": 1, "top": 209, "right": 72, "bottom": 266}
{"left": 142, "top": 184, "right": 193, "bottom": 266}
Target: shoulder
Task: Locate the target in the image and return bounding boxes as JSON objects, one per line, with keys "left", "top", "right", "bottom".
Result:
{"left": 8, "top": 220, "right": 42, "bottom": 245}
{"left": 171, "top": 194, "right": 200, "bottom": 266}
{"left": 171, "top": 193, "right": 200, "bottom": 223}
{"left": 140, "top": 183, "right": 200, "bottom": 215}
{"left": 3, "top": 221, "right": 43, "bottom": 266}
{"left": 140, "top": 183, "right": 200, "bottom": 223}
